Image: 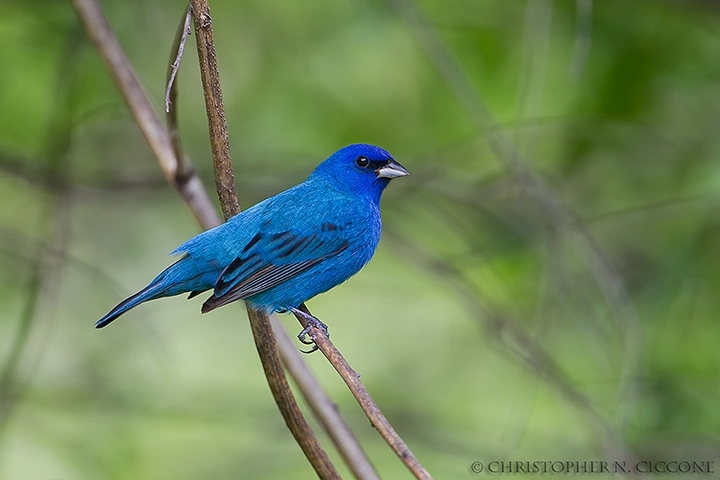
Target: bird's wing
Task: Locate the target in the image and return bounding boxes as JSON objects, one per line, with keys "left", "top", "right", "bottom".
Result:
{"left": 201, "top": 227, "right": 348, "bottom": 313}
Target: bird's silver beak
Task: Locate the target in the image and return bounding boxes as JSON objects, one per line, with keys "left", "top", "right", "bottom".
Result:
{"left": 376, "top": 159, "right": 409, "bottom": 179}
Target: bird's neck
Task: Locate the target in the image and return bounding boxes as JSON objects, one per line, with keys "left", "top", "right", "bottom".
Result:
{"left": 308, "top": 176, "right": 387, "bottom": 206}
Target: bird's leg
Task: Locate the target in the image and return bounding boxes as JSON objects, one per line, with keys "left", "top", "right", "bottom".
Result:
{"left": 291, "top": 307, "right": 329, "bottom": 354}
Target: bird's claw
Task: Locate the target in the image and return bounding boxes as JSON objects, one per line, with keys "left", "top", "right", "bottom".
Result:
{"left": 291, "top": 308, "right": 329, "bottom": 354}
{"left": 298, "top": 325, "right": 316, "bottom": 345}
{"left": 300, "top": 344, "right": 319, "bottom": 354}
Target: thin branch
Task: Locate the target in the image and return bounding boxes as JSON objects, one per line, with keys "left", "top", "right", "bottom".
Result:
{"left": 245, "top": 310, "right": 340, "bottom": 479}
{"left": 174, "top": 5, "right": 379, "bottom": 476}
{"left": 188, "top": 0, "right": 238, "bottom": 218}
{"left": 188, "top": 1, "right": 339, "bottom": 478}
{"left": 165, "top": 4, "right": 193, "bottom": 114}
{"left": 74, "top": 1, "right": 408, "bottom": 478}
{"left": 71, "top": 0, "right": 221, "bottom": 230}
{"left": 188, "top": 2, "right": 430, "bottom": 475}
{"left": 168, "top": 8, "right": 377, "bottom": 476}
{"left": 165, "top": 3, "right": 195, "bottom": 180}
{"left": 272, "top": 315, "right": 381, "bottom": 480}
{"left": 293, "top": 305, "right": 433, "bottom": 480}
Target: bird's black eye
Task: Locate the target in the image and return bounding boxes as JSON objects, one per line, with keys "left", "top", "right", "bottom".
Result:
{"left": 355, "top": 156, "right": 369, "bottom": 167}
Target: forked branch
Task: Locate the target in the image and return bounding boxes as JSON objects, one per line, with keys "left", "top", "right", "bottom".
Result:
{"left": 189, "top": 1, "right": 339, "bottom": 477}
{"left": 73, "top": 0, "right": 429, "bottom": 477}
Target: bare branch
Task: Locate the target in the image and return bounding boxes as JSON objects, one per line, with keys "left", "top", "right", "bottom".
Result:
{"left": 293, "top": 305, "right": 434, "bottom": 480}
{"left": 245, "top": 310, "right": 340, "bottom": 479}
{"left": 165, "top": 3, "right": 194, "bottom": 174}
{"left": 188, "top": 1, "right": 339, "bottom": 477}
{"left": 71, "top": 0, "right": 221, "bottom": 230}
{"left": 189, "top": 0, "right": 239, "bottom": 219}
{"left": 74, "top": 1, "right": 413, "bottom": 477}
{"left": 273, "top": 315, "right": 381, "bottom": 480}
{"left": 166, "top": 4, "right": 193, "bottom": 114}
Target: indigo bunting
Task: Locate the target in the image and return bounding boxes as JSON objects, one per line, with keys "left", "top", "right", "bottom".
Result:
{"left": 96, "top": 144, "right": 408, "bottom": 341}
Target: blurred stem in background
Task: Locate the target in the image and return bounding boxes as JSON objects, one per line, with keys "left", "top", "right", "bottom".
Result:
{"left": 392, "top": 0, "right": 640, "bottom": 445}
{"left": 0, "top": 24, "right": 83, "bottom": 437}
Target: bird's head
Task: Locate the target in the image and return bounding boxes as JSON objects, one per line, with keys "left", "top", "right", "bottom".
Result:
{"left": 309, "top": 144, "right": 409, "bottom": 201}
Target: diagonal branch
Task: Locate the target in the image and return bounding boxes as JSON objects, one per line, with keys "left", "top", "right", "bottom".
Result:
{"left": 169, "top": 6, "right": 378, "bottom": 478}
{"left": 272, "top": 315, "right": 381, "bottom": 480}
{"left": 73, "top": 1, "right": 425, "bottom": 478}
{"left": 189, "top": 2, "right": 430, "bottom": 477}
{"left": 293, "top": 305, "right": 433, "bottom": 480}
{"left": 73, "top": 0, "right": 338, "bottom": 477}
{"left": 71, "top": 0, "right": 221, "bottom": 230}
{"left": 188, "top": 1, "right": 339, "bottom": 478}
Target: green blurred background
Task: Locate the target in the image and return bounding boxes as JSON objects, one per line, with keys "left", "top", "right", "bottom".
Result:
{"left": 1, "top": 0, "right": 720, "bottom": 478}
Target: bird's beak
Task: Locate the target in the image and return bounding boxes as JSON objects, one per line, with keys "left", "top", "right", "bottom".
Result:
{"left": 376, "top": 159, "right": 409, "bottom": 179}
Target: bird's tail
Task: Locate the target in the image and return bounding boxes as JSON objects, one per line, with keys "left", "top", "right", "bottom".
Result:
{"left": 95, "top": 280, "right": 168, "bottom": 328}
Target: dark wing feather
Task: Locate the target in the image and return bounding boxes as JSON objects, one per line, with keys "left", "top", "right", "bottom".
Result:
{"left": 201, "top": 230, "right": 348, "bottom": 313}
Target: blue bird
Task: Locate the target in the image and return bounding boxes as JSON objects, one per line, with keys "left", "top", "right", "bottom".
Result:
{"left": 96, "top": 144, "right": 408, "bottom": 344}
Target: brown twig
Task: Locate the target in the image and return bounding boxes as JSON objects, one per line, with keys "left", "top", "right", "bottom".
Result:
{"left": 74, "top": 1, "right": 413, "bottom": 477}
{"left": 71, "top": 0, "right": 221, "bottom": 230}
{"left": 293, "top": 305, "right": 434, "bottom": 480}
{"left": 188, "top": 1, "right": 340, "bottom": 478}
{"left": 165, "top": 4, "right": 193, "bottom": 114}
{"left": 246, "top": 310, "right": 340, "bottom": 479}
{"left": 165, "top": 3, "right": 194, "bottom": 177}
{"left": 167, "top": 9, "right": 377, "bottom": 477}
{"left": 74, "top": 0, "right": 338, "bottom": 476}
{"left": 272, "top": 315, "right": 381, "bottom": 480}
{"left": 188, "top": 0, "right": 239, "bottom": 217}
{"left": 188, "top": 2, "right": 429, "bottom": 475}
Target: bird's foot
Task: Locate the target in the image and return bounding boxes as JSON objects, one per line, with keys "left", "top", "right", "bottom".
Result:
{"left": 291, "top": 308, "right": 329, "bottom": 354}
